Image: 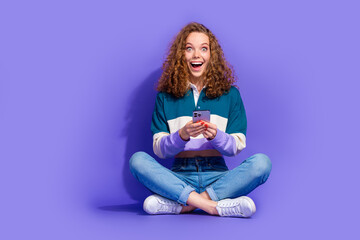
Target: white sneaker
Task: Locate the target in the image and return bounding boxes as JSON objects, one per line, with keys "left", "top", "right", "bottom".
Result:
{"left": 216, "top": 196, "right": 256, "bottom": 218}
{"left": 143, "top": 194, "right": 182, "bottom": 215}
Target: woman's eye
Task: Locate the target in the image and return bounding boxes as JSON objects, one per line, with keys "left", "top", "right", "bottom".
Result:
{"left": 202, "top": 47, "right": 207, "bottom": 51}
{"left": 186, "top": 47, "right": 192, "bottom": 51}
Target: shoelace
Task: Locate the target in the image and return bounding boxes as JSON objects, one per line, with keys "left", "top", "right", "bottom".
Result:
{"left": 157, "top": 198, "right": 180, "bottom": 213}
{"left": 219, "top": 201, "right": 244, "bottom": 216}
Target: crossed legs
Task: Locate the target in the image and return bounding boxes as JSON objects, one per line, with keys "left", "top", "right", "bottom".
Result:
{"left": 130, "top": 152, "right": 272, "bottom": 215}
{"left": 181, "top": 191, "right": 218, "bottom": 215}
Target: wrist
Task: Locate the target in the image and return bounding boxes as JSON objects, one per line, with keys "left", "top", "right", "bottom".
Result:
{"left": 206, "top": 129, "right": 217, "bottom": 141}
{"left": 179, "top": 129, "right": 190, "bottom": 141}
{"left": 209, "top": 128, "right": 224, "bottom": 143}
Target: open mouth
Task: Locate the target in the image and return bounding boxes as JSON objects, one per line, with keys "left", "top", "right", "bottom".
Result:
{"left": 190, "top": 62, "right": 203, "bottom": 71}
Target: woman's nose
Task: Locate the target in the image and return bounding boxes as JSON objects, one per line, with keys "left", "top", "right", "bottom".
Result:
{"left": 193, "top": 49, "right": 200, "bottom": 58}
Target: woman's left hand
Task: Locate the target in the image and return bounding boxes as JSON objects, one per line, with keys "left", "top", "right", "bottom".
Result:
{"left": 198, "top": 120, "right": 217, "bottom": 140}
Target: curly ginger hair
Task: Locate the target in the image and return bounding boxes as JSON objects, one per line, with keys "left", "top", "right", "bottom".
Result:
{"left": 157, "top": 22, "right": 237, "bottom": 98}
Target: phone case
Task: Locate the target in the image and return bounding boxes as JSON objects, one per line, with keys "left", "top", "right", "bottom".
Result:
{"left": 193, "top": 110, "right": 210, "bottom": 122}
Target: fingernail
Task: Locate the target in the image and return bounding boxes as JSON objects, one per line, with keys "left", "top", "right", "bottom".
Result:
{"left": 205, "top": 124, "right": 208, "bottom": 128}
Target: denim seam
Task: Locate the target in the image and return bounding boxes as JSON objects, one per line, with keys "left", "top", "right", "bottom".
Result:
{"left": 198, "top": 171, "right": 203, "bottom": 192}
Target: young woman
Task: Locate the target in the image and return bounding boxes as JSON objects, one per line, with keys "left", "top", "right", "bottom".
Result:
{"left": 129, "top": 22, "right": 272, "bottom": 217}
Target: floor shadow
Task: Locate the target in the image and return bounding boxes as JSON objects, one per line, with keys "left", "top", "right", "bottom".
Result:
{"left": 120, "top": 68, "right": 174, "bottom": 202}
{"left": 98, "top": 204, "right": 209, "bottom": 216}
{"left": 98, "top": 203, "right": 148, "bottom": 215}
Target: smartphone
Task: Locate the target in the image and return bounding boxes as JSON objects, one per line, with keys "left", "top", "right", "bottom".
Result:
{"left": 193, "top": 110, "right": 210, "bottom": 123}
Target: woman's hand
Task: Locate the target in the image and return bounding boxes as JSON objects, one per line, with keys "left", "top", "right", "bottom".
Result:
{"left": 200, "top": 120, "right": 217, "bottom": 140}
{"left": 179, "top": 120, "right": 206, "bottom": 141}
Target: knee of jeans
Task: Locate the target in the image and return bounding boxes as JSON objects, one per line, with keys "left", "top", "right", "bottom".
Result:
{"left": 250, "top": 153, "right": 272, "bottom": 179}
{"left": 129, "top": 151, "right": 150, "bottom": 173}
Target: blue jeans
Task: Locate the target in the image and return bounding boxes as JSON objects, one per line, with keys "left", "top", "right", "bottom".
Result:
{"left": 129, "top": 152, "right": 272, "bottom": 205}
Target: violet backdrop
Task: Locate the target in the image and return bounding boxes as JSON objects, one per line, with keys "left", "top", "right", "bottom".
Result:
{"left": 1, "top": 0, "right": 359, "bottom": 239}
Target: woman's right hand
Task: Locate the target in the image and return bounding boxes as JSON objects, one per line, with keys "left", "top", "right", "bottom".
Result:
{"left": 179, "top": 120, "right": 206, "bottom": 141}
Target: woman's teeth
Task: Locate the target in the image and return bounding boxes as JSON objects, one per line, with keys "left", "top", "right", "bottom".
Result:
{"left": 191, "top": 62, "right": 203, "bottom": 68}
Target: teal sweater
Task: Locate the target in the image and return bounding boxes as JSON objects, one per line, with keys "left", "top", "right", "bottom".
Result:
{"left": 151, "top": 86, "right": 247, "bottom": 159}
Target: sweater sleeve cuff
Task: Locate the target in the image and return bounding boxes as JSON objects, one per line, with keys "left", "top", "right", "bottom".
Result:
{"left": 209, "top": 128, "right": 227, "bottom": 147}
{"left": 208, "top": 129, "right": 238, "bottom": 156}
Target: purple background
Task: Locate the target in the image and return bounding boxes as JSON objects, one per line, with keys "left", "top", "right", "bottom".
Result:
{"left": 1, "top": 0, "right": 359, "bottom": 239}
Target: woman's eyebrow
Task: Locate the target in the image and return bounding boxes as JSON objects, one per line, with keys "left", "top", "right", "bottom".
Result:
{"left": 185, "top": 42, "right": 209, "bottom": 45}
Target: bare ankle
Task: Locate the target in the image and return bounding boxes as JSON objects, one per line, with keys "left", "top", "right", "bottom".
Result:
{"left": 202, "top": 201, "right": 219, "bottom": 215}
{"left": 180, "top": 205, "right": 196, "bottom": 213}
{"left": 207, "top": 205, "right": 219, "bottom": 215}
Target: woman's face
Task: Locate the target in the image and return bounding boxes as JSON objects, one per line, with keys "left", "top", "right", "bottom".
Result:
{"left": 184, "top": 32, "right": 210, "bottom": 82}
